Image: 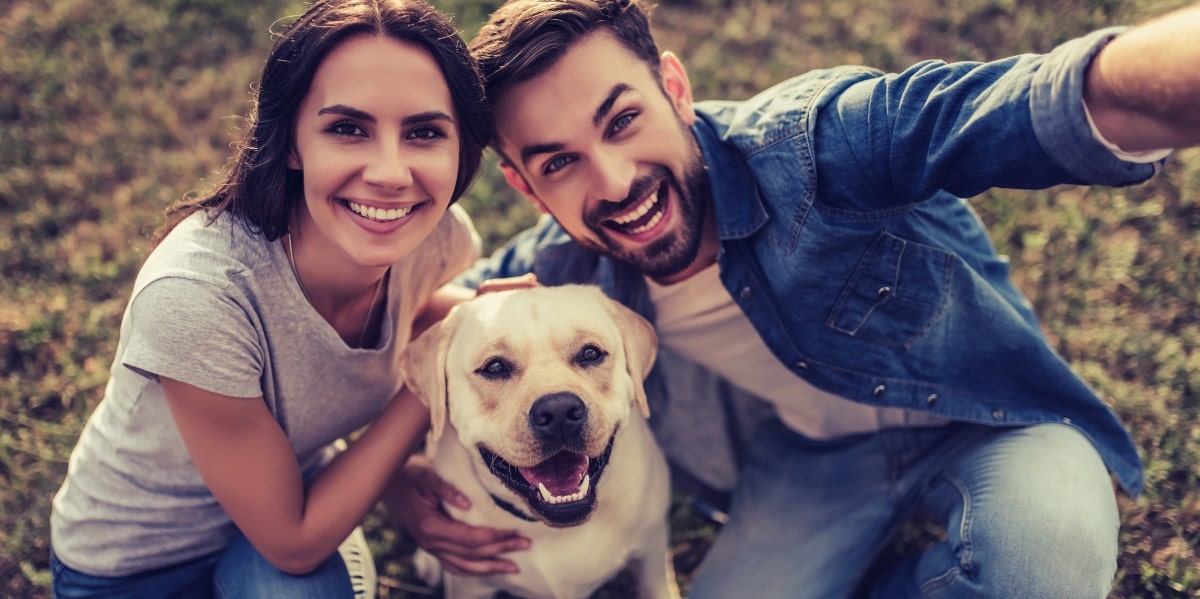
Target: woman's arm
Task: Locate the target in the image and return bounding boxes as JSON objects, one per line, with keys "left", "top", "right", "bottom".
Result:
{"left": 161, "top": 377, "right": 428, "bottom": 574}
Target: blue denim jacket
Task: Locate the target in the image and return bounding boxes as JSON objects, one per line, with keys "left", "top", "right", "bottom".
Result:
{"left": 460, "top": 29, "right": 1155, "bottom": 495}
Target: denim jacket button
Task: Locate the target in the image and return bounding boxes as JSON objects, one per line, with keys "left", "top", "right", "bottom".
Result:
{"left": 1062, "top": 417, "right": 1072, "bottom": 425}
{"left": 876, "top": 286, "right": 892, "bottom": 298}
{"left": 926, "top": 393, "right": 939, "bottom": 406}
{"left": 794, "top": 361, "right": 808, "bottom": 370}
{"left": 739, "top": 286, "right": 753, "bottom": 299}
{"left": 873, "top": 384, "right": 886, "bottom": 397}
{"left": 991, "top": 408, "right": 1005, "bottom": 420}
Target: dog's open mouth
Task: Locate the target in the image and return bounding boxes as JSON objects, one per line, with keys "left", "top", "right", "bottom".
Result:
{"left": 479, "top": 435, "right": 615, "bottom": 527}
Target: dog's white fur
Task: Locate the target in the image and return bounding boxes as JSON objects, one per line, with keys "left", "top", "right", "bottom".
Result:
{"left": 399, "top": 285, "right": 678, "bottom": 599}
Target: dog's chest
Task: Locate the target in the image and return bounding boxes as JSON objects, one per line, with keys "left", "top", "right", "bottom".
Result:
{"left": 503, "top": 525, "right": 637, "bottom": 599}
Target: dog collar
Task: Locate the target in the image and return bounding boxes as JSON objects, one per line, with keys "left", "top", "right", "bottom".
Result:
{"left": 489, "top": 493, "right": 539, "bottom": 523}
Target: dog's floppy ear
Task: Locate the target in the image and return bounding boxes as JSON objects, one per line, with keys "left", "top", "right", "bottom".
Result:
{"left": 398, "top": 307, "right": 459, "bottom": 448}
{"left": 605, "top": 298, "right": 658, "bottom": 418}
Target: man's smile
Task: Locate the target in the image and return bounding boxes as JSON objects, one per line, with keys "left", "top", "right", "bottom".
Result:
{"left": 601, "top": 179, "right": 669, "bottom": 237}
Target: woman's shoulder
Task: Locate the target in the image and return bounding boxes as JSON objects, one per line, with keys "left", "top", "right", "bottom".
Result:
{"left": 136, "top": 211, "right": 279, "bottom": 297}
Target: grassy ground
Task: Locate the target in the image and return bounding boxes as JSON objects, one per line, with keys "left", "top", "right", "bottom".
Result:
{"left": 2, "top": 0, "right": 1197, "bottom": 597}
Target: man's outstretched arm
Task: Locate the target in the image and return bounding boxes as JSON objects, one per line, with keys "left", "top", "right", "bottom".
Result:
{"left": 1085, "top": 3, "right": 1200, "bottom": 152}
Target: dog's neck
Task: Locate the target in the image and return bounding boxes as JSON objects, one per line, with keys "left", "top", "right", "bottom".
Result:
{"left": 489, "top": 493, "right": 539, "bottom": 523}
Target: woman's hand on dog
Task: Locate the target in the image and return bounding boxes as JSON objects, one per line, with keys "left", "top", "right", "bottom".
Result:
{"left": 385, "top": 455, "right": 531, "bottom": 575}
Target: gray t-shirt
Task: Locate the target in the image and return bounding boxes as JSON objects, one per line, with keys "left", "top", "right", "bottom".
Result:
{"left": 50, "top": 206, "right": 479, "bottom": 576}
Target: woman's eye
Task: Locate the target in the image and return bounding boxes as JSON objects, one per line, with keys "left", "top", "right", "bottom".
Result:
{"left": 328, "top": 121, "right": 366, "bottom": 137}
{"left": 408, "top": 126, "right": 447, "bottom": 141}
{"left": 575, "top": 345, "right": 607, "bottom": 366}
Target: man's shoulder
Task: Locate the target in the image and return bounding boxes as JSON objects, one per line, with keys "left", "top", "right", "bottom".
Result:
{"left": 695, "top": 66, "right": 882, "bottom": 149}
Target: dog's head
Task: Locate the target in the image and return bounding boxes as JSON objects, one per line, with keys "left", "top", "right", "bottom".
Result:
{"left": 399, "top": 284, "right": 658, "bottom": 527}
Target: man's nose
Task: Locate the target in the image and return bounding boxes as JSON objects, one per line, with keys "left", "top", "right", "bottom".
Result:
{"left": 362, "top": 140, "right": 414, "bottom": 192}
{"left": 589, "top": 151, "right": 635, "bottom": 203}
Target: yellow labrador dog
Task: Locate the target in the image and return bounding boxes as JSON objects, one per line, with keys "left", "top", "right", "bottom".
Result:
{"left": 399, "top": 284, "right": 679, "bottom": 599}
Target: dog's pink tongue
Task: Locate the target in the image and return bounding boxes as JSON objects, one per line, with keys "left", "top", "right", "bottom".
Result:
{"left": 519, "top": 451, "right": 588, "bottom": 495}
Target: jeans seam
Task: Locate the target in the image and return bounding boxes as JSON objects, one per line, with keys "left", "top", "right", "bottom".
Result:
{"left": 919, "top": 471, "right": 975, "bottom": 595}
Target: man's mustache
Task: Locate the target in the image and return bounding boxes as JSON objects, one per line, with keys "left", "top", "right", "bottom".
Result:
{"left": 588, "top": 166, "right": 673, "bottom": 224}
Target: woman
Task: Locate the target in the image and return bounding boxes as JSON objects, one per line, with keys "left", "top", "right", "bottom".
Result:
{"left": 49, "top": 1, "right": 490, "bottom": 596}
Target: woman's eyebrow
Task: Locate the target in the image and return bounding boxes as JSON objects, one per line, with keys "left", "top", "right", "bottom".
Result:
{"left": 402, "top": 111, "right": 455, "bottom": 126}
{"left": 317, "top": 104, "right": 374, "bottom": 122}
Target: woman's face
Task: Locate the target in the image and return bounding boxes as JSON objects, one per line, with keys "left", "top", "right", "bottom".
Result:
{"left": 289, "top": 34, "right": 460, "bottom": 269}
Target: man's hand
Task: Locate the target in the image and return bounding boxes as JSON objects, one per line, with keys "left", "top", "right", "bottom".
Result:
{"left": 1084, "top": 3, "right": 1200, "bottom": 152}
{"left": 384, "top": 456, "right": 530, "bottom": 576}
{"left": 476, "top": 272, "right": 540, "bottom": 295}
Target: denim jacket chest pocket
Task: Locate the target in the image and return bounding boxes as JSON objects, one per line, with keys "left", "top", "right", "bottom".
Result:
{"left": 827, "top": 231, "right": 954, "bottom": 349}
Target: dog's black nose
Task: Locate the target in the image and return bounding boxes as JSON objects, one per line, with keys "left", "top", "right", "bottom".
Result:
{"left": 529, "top": 393, "right": 587, "bottom": 443}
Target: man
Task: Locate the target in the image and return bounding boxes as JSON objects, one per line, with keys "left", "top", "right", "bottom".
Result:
{"left": 393, "top": 1, "right": 1200, "bottom": 596}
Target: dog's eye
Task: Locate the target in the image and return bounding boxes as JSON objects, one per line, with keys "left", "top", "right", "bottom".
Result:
{"left": 574, "top": 345, "right": 607, "bottom": 367}
{"left": 477, "top": 358, "right": 514, "bottom": 380}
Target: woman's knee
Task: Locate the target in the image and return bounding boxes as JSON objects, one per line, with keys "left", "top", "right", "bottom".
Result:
{"left": 212, "top": 533, "right": 354, "bottom": 599}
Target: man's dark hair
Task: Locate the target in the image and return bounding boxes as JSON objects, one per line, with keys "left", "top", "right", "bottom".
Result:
{"left": 469, "top": 0, "right": 661, "bottom": 110}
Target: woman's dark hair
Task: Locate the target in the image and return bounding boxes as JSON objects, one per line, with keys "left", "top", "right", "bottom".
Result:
{"left": 156, "top": 0, "right": 490, "bottom": 243}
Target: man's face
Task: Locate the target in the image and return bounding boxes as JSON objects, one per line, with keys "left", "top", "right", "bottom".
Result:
{"left": 493, "top": 31, "right": 714, "bottom": 284}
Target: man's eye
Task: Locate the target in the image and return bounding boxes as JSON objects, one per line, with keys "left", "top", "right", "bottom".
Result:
{"left": 611, "top": 112, "right": 636, "bottom": 135}
{"left": 574, "top": 345, "right": 607, "bottom": 367}
{"left": 477, "top": 358, "right": 514, "bottom": 380}
{"left": 543, "top": 155, "right": 574, "bottom": 175}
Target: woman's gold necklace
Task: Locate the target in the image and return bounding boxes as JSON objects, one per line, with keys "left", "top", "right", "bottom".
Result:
{"left": 287, "top": 234, "right": 383, "bottom": 348}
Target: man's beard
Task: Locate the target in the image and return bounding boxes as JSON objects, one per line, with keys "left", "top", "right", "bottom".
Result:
{"left": 583, "top": 151, "right": 711, "bottom": 281}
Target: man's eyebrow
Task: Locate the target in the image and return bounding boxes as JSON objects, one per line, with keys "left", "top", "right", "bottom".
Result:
{"left": 518, "top": 84, "right": 633, "bottom": 168}
{"left": 593, "top": 83, "right": 631, "bottom": 127}
{"left": 521, "top": 142, "right": 566, "bottom": 168}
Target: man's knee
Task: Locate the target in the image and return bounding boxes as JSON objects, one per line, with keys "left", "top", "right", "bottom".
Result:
{"left": 927, "top": 424, "right": 1119, "bottom": 598}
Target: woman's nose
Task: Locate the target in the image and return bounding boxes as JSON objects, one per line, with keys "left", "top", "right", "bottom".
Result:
{"left": 362, "top": 140, "right": 414, "bottom": 192}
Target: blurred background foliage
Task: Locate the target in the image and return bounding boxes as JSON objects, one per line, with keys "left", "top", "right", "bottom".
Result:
{"left": 2, "top": 0, "right": 1198, "bottom": 596}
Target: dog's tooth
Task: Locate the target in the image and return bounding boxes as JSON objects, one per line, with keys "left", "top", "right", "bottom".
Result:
{"left": 538, "top": 482, "right": 553, "bottom": 503}
{"left": 579, "top": 474, "right": 590, "bottom": 497}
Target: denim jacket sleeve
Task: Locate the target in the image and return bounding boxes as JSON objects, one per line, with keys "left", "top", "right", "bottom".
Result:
{"left": 812, "top": 27, "right": 1159, "bottom": 212}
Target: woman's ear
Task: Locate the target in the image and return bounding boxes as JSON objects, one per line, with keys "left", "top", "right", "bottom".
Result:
{"left": 660, "top": 51, "right": 696, "bottom": 126}
{"left": 500, "top": 162, "right": 550, "bottom": 214}
{"left": 287, "top": 145, "right": 302, "bottom": 170}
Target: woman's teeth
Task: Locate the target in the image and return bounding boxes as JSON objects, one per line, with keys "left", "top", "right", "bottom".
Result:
{"left": 347, "top": 200, "right": 414, "bottom": 222}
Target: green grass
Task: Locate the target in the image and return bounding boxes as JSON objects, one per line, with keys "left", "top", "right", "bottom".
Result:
{"left": 2, "top": 0, "right": 1198, "bottom": 597}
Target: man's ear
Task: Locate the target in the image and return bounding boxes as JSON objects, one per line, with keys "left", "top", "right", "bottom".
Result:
{"left": 660, "top": 51, "right": 696, "bottom": 127}
{"left": 500, "top": 161, "right": 549, "bottom": 214}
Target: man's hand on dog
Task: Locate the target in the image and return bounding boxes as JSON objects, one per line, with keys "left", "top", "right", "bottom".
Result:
{"left": 475, "top": 272, "right": 539, "bottom": 295}
{"left": 387, "top": 455, "right": 531, "bottom": 575}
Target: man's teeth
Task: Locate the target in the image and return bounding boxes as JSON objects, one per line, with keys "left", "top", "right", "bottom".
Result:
{"left": 625, "top": 210, "right": 664, "bottom": 235}
{"left": 536, "top": 475, "right": 591, "bottom": 504}
{"left": 612, "top": 194, "right": 657, "bottom": 225}
{"left": 347, "top": 200, "right": 413, "bottom": 222}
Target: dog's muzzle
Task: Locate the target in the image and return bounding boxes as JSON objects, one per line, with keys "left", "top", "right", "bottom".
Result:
{"left": 478, "top": 393, "right": 616, "bottom": 527}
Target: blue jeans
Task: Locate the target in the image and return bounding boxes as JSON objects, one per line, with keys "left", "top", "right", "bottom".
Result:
{"left": 656, "top": 353, "right": 1120, "bottom": 599}
{"left": 51, "top": 528, "right": 371, "bottom": 599}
